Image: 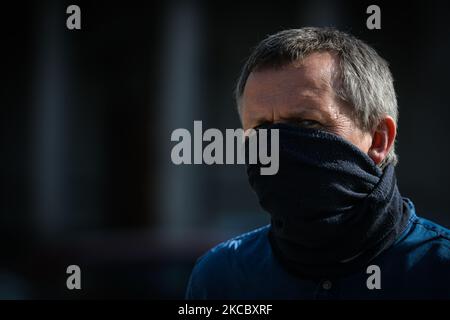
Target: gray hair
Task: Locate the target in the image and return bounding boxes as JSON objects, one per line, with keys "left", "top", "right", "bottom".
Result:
{"left": 235, "top": 27, "right": 398, "bottom": 167}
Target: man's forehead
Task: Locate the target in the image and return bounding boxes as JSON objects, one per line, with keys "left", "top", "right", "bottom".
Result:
{"left": 243, "top": 51, "right": 339, "bottom": 105}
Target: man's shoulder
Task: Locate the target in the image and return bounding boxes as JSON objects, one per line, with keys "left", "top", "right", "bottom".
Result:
{"left": 386, "top": 213, "right": 450, "bottom": 296}
{"left": 413, "top": 216, "right": 450, "bottom": 257}
{"left": 398, "top": 200, "right": 450, "bottom": 250}
{"left": 195, "top": 224, "right": 271, "bottom": 270}
{"left": 185, "top": 225, "right": 271, "bottom": 299}
{"left": 414, "top": 216, "right": 450, "bottom": 240}
{"left": 395, "top": 211, "right": 450, "bottom": 267}
{"left": 408, "top": 214, "right": 450, "bottom": 247}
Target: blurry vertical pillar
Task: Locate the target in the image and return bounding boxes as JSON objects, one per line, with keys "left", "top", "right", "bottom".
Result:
{"left": 158, "top": 0, "right": 205, "bottom": 235}
{"left": 32, "top": 1, "right": 71, "bottom": 238}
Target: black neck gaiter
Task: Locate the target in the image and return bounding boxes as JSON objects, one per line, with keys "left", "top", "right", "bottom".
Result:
{"left": 246, "top": 123, "right": 410, "bottom": 278}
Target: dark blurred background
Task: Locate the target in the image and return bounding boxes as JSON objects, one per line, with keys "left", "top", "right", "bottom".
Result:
{"left": 1, "top": 0, "right": 449, "bottom": 299}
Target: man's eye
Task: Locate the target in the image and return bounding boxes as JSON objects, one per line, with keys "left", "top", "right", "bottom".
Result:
{"left": 298, "top": 119, "right": 322, "bottom": 128}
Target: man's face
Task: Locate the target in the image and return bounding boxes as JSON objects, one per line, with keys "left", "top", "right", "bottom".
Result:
{"left": 241, "top": 51, "right": 373, "bottom": 157}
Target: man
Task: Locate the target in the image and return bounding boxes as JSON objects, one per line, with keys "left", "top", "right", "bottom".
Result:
{"left": 185, "top": 27, "right": 450, "bottom": 299}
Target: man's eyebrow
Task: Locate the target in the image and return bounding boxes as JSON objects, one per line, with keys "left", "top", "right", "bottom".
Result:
{"left": 283, "top": 105, "right": 331, "bottom": 121}
{"left": 281, "top": 108, "right": 315, "bottom": 118}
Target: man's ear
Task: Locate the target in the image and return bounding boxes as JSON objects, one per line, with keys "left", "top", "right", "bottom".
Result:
{"left": 367, "top": 116, "right": 396, "bottom": 165}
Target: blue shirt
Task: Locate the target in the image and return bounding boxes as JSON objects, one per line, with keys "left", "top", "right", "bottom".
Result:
{"left": 185, "top": 199, "right": 450, "bottom": 299}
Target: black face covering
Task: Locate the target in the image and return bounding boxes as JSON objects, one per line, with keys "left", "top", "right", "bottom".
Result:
{"left": 246, "top": 123, "right": 410, "bottom": 278}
